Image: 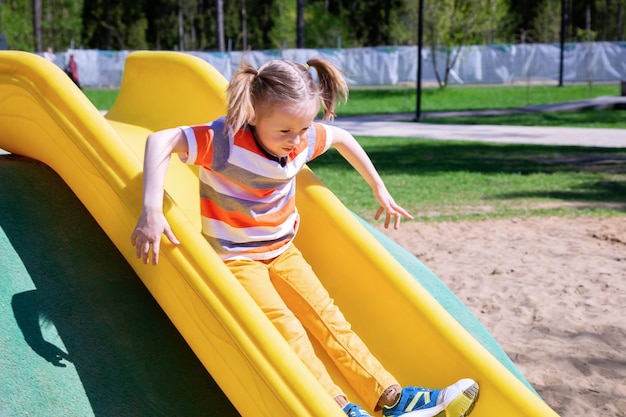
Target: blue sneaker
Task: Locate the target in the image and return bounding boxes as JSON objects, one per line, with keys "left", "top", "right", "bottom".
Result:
{"left": 343, "top": 402, "right": 373, "bottom": 417}
{"left": 382, "top": 379, "right": 479, "bottom": 417}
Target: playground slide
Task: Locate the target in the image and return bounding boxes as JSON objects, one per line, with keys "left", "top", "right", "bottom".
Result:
{"left": 0, "top": 51, "right": 558, "bottom": 417}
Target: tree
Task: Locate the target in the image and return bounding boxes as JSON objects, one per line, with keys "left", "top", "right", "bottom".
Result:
{"left": 593, "top": 0, "right": 625, "bottom": 41}
{"left": 242, "top": 1, "right": 273, "bottom": 49}
{"left": 341, "top": 0, "right": 406, "bottom": 46}
{"left": 30, "top": 0, "right": 83, "bottom": 52}
{"left": 0, "top": 0, "right": 35, "bottom": 50}
{"left": 5, "top": 0, "right": 625, "bottom": 54}
{"left": 268, "top": 0, "right": 296, "bottom": 48}
{"left": 531, "top": 0, "right": 562, "bottom": 42}
{"left": 145, "top": 0, "right": 173, "bottom": 49}
{"left": 425, "top": 0, "right": 508, "bottom": 87}
{"left": 507, "top": 0, "right": 540, "bottom": 42}
{"left": 82, "top": 0, "right": 148, "bottom": 50}
{"left": 304, "top": 0, "right": 347, "bottom": 48}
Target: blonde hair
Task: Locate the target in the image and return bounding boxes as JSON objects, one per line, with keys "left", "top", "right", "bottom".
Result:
{"left": 226, "top": 57, "right": 348, "bottom": 132}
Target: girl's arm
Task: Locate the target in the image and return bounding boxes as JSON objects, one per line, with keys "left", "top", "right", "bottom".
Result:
{"left": 130, "top": 127, "right": 188, "bottom": 265}
{"left": 328, "top": 125, "right": 414, "bottom": 229}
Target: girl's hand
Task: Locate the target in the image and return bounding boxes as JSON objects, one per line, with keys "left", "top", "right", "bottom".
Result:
{"left": 130, "top": 210, "right": 180, "bottom": 265}
{"left": 327, "top": 126, "right": 413, "bottom": 229}
{"left": 373, "top": 186, "right": 414, "bottom": 229}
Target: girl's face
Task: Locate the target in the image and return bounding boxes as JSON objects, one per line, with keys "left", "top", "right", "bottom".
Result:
{"left": 251, "top": 99, "right": 318, "bottom": 158}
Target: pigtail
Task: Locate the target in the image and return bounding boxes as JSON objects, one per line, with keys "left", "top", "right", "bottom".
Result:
{"left": 225, "top": 58, "right": 347, "bottom": 127}
{"left": 226, "top": 60, "right": 258, "bottom": 132}
{"left": 306, "top": 57, "right": 348, "bottom": 121}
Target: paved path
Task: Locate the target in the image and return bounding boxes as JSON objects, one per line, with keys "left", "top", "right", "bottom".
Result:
{"left": 330, "top": 96, "right": 626, "bottom": 148}
{"left": 330, "top": 120, "right": 626, "bottom": 148}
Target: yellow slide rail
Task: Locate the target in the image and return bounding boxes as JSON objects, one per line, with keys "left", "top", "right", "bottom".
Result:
{"left": 0, "top": 50, "right": 558, "bottom": 417}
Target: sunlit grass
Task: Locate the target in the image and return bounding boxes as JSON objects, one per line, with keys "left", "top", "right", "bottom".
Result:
{"left": 83, "top": 88, "right": 119, "bottom": 110}
{"left": 308, "top": 138, "right": 626, "bottom": 222}
{"left": 339, "top": 83, "right": 620, "bottom": 115}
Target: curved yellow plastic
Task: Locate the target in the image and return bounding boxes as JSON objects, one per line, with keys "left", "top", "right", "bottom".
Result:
{"left": 0, "top": 50, "right": 558, "bottom": 417}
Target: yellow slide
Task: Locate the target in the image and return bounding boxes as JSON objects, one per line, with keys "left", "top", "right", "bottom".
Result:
{"left": 0, "top": 51, "right": 558, "bottom": 417}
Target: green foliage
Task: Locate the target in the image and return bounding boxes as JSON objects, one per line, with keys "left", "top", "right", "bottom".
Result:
{"left": 126, "top": 16, "right": 149, "bottom": 49}
{"left": 304, "top": 2, "right": 347, "bottom": 49}
{"left": 145, "top": 1, "right": 181, "bottom": 50}
{"left": 268, "top": 0, "right": 296, "bottom": 49}
{"left": 0, "top": 0, "right": 82, "bottom": 51}
{"left": 424, "top": 0, "right": 509, "bottom": 87}
{"left": 394, "top": 2, "right": 418, "bottom": 46}
{"left": 2, "top": 0, "right": 623, "bottom": 54}
{"left": 242, "top": 1, "right": 274, "bottom": 50}
{"left": 530, "top": 0, "right": 561, "bottom": 43}
{"left": 48, "top": 0, "right": 84, "bottom": 49}
{"left": 340, "top": 0, "right": 406, "bottom": 46}
{"left": 223, "top": 0, "right": 242, "bottom": 50}
{"left": 0, "top": 0, "right": 34, "bottom": 50}
{"left": 575, "top": 28, "right": 598, "bottom": 43}
{"left": 573, "top": 0, "right": 625, "bottom": 42}
{"left": 82, "top": 0, "right": 150, "bottom": 50}
{"left": 592, "top": 0, "right": 626, "bottom": 41}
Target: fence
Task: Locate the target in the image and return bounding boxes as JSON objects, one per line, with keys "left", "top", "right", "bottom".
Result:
{"left": 43, "top": 42, "right": 626, "bottom": 89}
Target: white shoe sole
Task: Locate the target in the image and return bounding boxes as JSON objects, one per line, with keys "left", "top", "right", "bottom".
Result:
{"left": 400, "top": 379, "right": 479, "bottom": 417}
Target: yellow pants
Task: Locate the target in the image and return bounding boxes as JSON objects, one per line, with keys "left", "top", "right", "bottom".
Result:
{"left": 225, "top": 244, "right": 398, "bottom": 410}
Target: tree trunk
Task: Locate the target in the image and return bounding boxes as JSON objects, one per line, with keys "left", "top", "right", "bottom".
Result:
{"left": 216, "top": 0, "right": 225, "bottom": 51}
{"left": 296, "top": 0, "right": 305, "bottom": 48}
{"left": 241, "top": 0, "right": 248, "bottom": 50}
{"left": 616, "top": 1, "right": 624, "bottom": 41}
{"left": 178, "top": 0, "right": 184, "bottom": 50}
{"left": 33, "top": 0, "right": 42, "bottom": 51}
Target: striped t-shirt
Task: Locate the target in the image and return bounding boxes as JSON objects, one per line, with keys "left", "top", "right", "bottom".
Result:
{"left": 180, "top": 116, "right": 333, "bottom": 260}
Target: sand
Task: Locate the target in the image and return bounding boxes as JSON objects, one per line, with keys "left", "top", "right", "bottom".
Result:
{"left": 378, "top": 216, "right": 626, "bottom": 417}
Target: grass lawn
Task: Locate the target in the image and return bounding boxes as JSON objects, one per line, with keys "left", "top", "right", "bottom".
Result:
{"left": 308, "top": 138, "right": 626, "bottom": 222}
{"left": 83, "top": 88, "right": 119, "bottom": 111}
{"left": 340, "top": 83, "right": 621, "bottom": 115}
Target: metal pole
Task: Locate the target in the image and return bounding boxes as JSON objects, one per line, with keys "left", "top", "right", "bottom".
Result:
{"left": 558, "top": 0, "right": 566, "bottom": 87}
{"left": 414, "top": 0, "right": 424, "bottom": 121}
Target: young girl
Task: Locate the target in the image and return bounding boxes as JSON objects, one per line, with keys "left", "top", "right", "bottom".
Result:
{"left": 131, "top": 57, "right": 479, "bottom": 417}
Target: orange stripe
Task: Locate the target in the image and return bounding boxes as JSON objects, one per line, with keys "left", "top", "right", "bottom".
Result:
{"left": 237, "top": 183, "right": 277, "bottom": 199}
{"left": 287, "top": 139, "right": 308, "bottom": 164}
{"left": 233, "top": 129, "right": 266, "bottom": 157}
{"left": 192, "top": 125, "right": 214, "bottom": 163}
{"left": 200, "top": 195, "right": 296, "bottom": 228}
{"left": 233, "top": 127, "right": 314, "bottom": 164}
{"left": 311, "top": 123, "right": 327, "bottom": 157}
